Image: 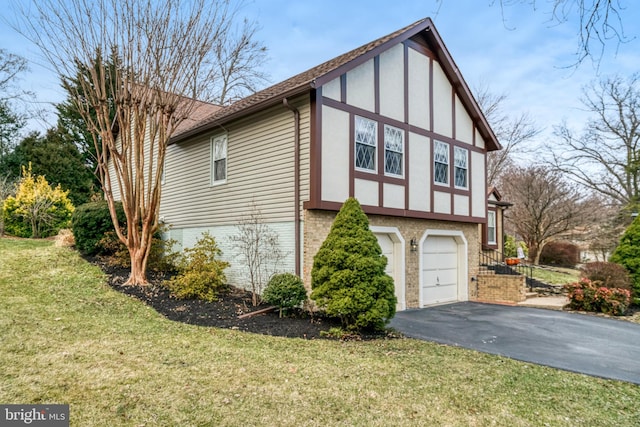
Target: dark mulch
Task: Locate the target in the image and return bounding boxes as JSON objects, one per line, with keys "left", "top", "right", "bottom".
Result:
{"left": 90, "top": 257, "right": 352, "bottom": 339}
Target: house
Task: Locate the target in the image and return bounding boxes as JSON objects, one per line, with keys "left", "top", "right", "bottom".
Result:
{"left": 482, "top": 187, "right": 511, "bottom": 255}
{"left": 158, "top": 17, "right": 501, "bottom": 310}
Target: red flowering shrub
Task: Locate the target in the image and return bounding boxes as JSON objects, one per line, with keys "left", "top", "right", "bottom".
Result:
{"left": 565, "top": 278, "right": 631, "bottom": 316}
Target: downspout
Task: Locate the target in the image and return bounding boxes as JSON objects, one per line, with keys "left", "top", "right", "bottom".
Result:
{"left": 283, "top": 98, "right": 301, "bottom": 276}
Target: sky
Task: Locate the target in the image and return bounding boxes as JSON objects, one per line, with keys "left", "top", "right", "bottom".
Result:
{"left": 1, "top": 0, "right": 640, "bottom": 151}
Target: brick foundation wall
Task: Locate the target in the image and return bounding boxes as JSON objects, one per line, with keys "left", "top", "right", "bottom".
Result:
{"left": 475, "top": 274, "right": 526, "bottom": 303}
{"left": 302, "top": 209, "right": 481, "bottom": 309}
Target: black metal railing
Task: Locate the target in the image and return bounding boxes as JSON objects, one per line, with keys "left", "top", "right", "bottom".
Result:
{"left": 479, "top": 249, "right": 536, "bottom": 291}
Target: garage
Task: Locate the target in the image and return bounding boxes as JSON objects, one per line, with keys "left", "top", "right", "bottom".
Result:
{"left": 373, "top": 229, "right": 405, "bottom": 311}
{"left": 421, "top": 234, "right": 462, "bottom": 306}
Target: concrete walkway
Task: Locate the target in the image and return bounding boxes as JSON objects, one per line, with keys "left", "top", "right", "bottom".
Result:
{"left": 389, "top": 302, "right": 640, "bottom": 384}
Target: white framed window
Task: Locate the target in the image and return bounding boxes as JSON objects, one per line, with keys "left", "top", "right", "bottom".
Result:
{"left": 487, "top": 210, "right": 497, "bottom": 245}
{"left": 211, "top": 134, "right": 227, "bottom": 185}
{"left": 355, "top": 116, "right": 377, "bottom": 172}
{"left": 434, "top": 140, "right": 449, "bottom": 185}
{"left": 454, "top": 146, "right": 468, "bottom": 189}
{"left": 384, "top": 124, "right": 404, "bottom": 177}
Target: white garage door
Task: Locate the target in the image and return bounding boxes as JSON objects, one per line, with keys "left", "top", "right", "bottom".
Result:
{"left": 375, "top": 233, "right": 403, "bottom": 311}
{"left": 422, "top": 235, "right": 458, "bottom": 306}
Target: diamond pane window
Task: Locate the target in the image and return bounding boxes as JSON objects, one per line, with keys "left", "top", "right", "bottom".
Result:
{"left": 434, "top": 140, "right": 449, "bottom": 185}
{"left": 454, "top": 146, "right": 468, "bottom": 188}
{"left": 211, "top": 135, "right": 227, "bottom": 184}
{"left": 384, "top": 125, "right": 403, "bottom": 176}
{"left": 355, "top": 116, "right": 377, "bottom": 171}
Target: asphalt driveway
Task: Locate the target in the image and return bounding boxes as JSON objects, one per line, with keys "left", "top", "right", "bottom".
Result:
{"left": 389, "top": 302, "right": 640, "bottom": 384}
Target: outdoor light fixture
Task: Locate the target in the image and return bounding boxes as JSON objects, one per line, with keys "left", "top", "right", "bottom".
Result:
{"left": 410, "top": 238, "right": 418, "bottom": 252}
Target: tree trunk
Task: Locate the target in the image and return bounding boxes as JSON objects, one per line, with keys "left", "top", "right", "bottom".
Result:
{"left": 126, "top": 246, "right": 149, "bottom": 285}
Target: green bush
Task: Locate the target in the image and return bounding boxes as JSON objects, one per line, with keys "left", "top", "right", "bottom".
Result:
{"left": 166, "top": 232, "right": 229, "bottom": 302}
{"left": 581, "top": 262, "right": 632, "bottom": 291}
{"left": 262, "top": 273, "right": 308, "bottom": 317}
{"left": 310, "top": 198, "right": 396, "bottom": 332}
{"left": 565, "top": 278, "right": 631, "bottom": 316}
{"left": 3, "top": 166, "right": 74, "bottom": 238}
{"left": 72, "top": 201, "right": 125, "bottom": 255}
{"left": 610, "top": 217, "right": 640, "bottom": 303}
{"left": 503, "top": 235, "right": 527, "bottom": 259}
{"left": 539, "top": 241, "right": 579, "bottom": 267}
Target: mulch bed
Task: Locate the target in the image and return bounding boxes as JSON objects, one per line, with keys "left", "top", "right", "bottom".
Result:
{"left": 90, "top": 257, "right": 358, "bottom": 339}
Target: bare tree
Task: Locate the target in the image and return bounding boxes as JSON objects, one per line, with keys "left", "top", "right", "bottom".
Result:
{"left": 229, "top": 202, "right": 287, "bottom": 306}
{"left": 550, "top": 74, "right": 640, "bottom": 212}
{"left": 0, "top": 174, "right": 15, "bottom": 236}
{"left": 210, "top": 19, "right": 269, "bottom": 105}
{"left": 493, "top": 0, "right": 632, "bottom": 66}
{"left": 474, "top": 84, "right": 540, "bottom": 184}
{"left": 500, "top": 164, "right": 589, "bottom": 264}
{"left": 13, "top": 0, "right": 253, "bottom": 284}
{"left": 0, "top": 49, "right": 28, "bottom": 160}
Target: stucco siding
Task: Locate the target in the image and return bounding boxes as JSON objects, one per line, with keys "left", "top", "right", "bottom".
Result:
{"left": 320, "top": 106, "right": 350, "bottom": 203}
{"left": 432, "top": 61, "right": 453, "bottom": 137}
{"left": 346, "top": 58, "right": 375, "bottom": 111}
{"left": 408, "top": 132, "right": 430, "bottom": 211}
{"left": 379, "top": 44, "right": 405, "bottom": 122}
{"left": 323, "top": 77, "right": 341, "bottom": 101}
{"left": 455, "top": 95, "right": 474, "bottom": 144}
{"left": 471, "top": 151, "right": 486, "bottom": 217}
{"left": 408, "top": 47, "right": 430, "bottom": 130}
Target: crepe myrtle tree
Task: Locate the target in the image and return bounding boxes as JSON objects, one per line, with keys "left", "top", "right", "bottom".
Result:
{"left": 13, "top": 0, "right": 261, "bottom": 285}
{"left": 310, "top": 198, "right": 396, "bottom": 331}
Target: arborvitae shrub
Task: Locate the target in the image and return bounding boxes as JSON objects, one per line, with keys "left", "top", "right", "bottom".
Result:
{"left": 262, "top": 273, "right": 307, "bottom": 317}
{"left": 310, "top": 198, "right": 396, "bottom": 331}
{"left": 610, "top": 217, "right": 640, "bottom": 303}
{"left": 166, "top": 232, "right": 229, "bottom": 302}
{"left": 581, "top": 262, "right": 632, "bottom": 291}
{"left": 539, "top": 241, "right": 580, "bottom": 267}
{"left": 72, "top": 201, "right": 125, "bottom": 255}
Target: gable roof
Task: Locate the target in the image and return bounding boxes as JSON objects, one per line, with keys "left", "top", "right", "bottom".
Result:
{"left": 170, "top": 17, "right": 500, "bottom": 151}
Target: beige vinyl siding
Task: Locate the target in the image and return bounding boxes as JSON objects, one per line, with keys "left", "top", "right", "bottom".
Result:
{"left": 160, "top": 94, "right": 310, "bottom": 228}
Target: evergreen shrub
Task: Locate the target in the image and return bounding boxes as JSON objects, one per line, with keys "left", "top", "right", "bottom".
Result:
{"left": 610, "top": 217, "right": 640, "bottom": 303}
{"left": 72, "top": 200, "right": 125, "bottom": 255}
{"left": 539, "top": 241, "right": 580, "bottom": 267}
{"left": 166, "top": 232, "right": 229, "bottom": 302}
{"left": 262, "top": 273, "right": 307, "bottom": 317}
{"left": 310, "top": 198, "right": 396, "bottom": 331}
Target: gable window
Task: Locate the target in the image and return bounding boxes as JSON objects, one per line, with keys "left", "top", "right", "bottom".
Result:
{"left": 454, "top": 146, "right": 468, "bottom": 189}
{"left": 434, "top": 140, "right": 449, "bottom": 185}
{"left": 355, "top": 116, "right": 377, "bottom": 172}
{"left": 384, "top": 125, "right": 404, "bottom": 177}
{"left": 211, "top": 134, "right": 227, "bottom": 185}
{"left": 487, "top": 210, "right": 496, "bottom": 245}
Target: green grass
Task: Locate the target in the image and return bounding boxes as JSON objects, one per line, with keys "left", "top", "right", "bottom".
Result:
{"left": 531, "top": 265, "right": 581, "bottom": 286}
{"left": 1, "top": 238, "right": 639, "bottom": 426}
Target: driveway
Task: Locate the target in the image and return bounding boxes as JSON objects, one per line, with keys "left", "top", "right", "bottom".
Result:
{"left": 389, "top": 302, "right": 640, "bottom": 384}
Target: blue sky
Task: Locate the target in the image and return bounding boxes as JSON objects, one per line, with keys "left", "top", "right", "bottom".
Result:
{"left": 1, "top": 0, "right": 639, "bottom": 148}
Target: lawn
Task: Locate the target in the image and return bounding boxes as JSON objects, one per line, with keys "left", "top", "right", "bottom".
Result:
{"left": 530, "top": 265, "right": 581, "bottom": 286}
{"left": 1, "top": 238, "right": 638, "bottom": 426}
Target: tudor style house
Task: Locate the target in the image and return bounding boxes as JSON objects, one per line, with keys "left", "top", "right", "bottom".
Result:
{"left": 156, "top": 18, "right": 501, "bottom": 310}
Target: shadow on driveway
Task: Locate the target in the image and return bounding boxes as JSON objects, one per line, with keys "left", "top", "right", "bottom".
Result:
{"left": 389, "top": 301, "right": 640, "bottom": 384}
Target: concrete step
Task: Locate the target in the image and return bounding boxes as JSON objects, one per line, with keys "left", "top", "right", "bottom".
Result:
{"left": 525, "top": 292, "right": 539, "bottom": 299}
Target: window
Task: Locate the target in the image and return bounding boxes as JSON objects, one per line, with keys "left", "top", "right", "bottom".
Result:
{"left": 454, "top": 146, "right": 468, "bottom": 188}
{"left": 434, "top": 140, "right": 449, "bottom": 185}
{"left": 487, "top": 211, "right": 496, "bottom": 245}
{"left": 211, "top": 134, "right": 227, "bottom": 185}
{"left": 355, "top": 116, "right": 377, "bottom": 172}
{"left": 384, "top": 125, "right": 403, "bottom": 176}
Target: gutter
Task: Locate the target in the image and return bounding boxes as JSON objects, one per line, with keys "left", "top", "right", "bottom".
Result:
{"left": 283, "top": 97, "right": 301, "bottom": 277}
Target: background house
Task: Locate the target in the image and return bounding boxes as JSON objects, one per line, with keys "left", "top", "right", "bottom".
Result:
{"left": 154, "top": 18, "right": 501, "bottom": 310}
